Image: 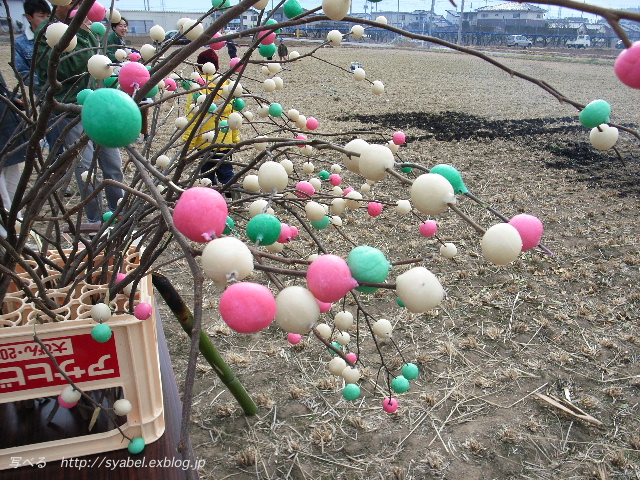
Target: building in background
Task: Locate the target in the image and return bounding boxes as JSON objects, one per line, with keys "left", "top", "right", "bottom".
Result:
{"left": 473, "top": 2, "right": 547, "bottom": 29}
{"left": 0, "top": 0, "right": 26, "bottom": 32}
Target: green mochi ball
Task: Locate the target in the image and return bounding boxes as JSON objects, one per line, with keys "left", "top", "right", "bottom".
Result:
{"left": 90, "top": 22, "right": 107, "bottom": 37}
{"left": 579, "top": 99, "right": 611, "bottom": 129}
{"left": 391, "top": 375, "right": 410, "bottom": 393}
{"left": 77, "top": 88, "right": 93, "bottom": 105}
{"left": 265, "top": 19, "right": 282, "bottom": 34}
{"left": 91, "top": 323, "right": 112, "bottom": 343}
{"left": 268, "top": 103, "right": 283, "bottom": 117}
{"left": 233, "top": 98, "right": 245, "bottom": 111}
{"left": 104, "top": 76, "right": 119, "bottom": 88}
{"left": 81, "top": 88, "right": 142, "bottom": 148}
{"left": 311, "top": 216, "right": 331, "bottom": 230}
{"left": 127, "top": 437, "right": 146, "bottom": 454}
{"left": 429, "top": 164, "right": 468, "bottom": 194}
{"left": 347, "top": 245, "right": 390, "bottom": 293}
{"left": 223, "top": 216, "right": 235, "bottom": 235}
{"left": 401, "top": 363, "right": 419, "bottom": 380}
{"left": 342, "top": 383, "right": 360, "bottom": 400}
{"left": 259, "top": 42, "right": 277, "bottom": 58}
{"left": 246, "top": 213, "right": 281, "bottom": 245}
{"left": 211, "top": 0, "right": 231, "bottom": 8}
{"left": 283, "top": 0, "right": 304, "bottom": 19}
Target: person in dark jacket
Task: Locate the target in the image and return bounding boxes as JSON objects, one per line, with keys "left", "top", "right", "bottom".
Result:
{"left": 225, "top": 39, "right": 237, "bottom": 59}
{"left": 0, "top": 72, "right": 26, "bottom": 237}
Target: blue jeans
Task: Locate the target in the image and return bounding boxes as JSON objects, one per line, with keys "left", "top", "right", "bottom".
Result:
{"left": 60, "top": 118, "right": 123, "bottom": 223}
{"left": 200, "top": 150, "right": 234, "bottom": 186}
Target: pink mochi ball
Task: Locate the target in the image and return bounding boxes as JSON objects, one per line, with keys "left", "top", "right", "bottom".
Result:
{"left": 116, "top": 272, "right": 127, "bottom": 283}
{"left": 317, "top": 299, "right": 333, "bottom": 313}
{"left": 277, "top": 224, "right": 292, "bottom": 243}
{"left": 134, "top": 302, "right": 152, "bottom": 320}
{"left": 508, "top": 214, "right": 544, "bottom": 251}
{"left": 382, "top": 397, "right": 399, "bottom": 413}
{"left": 343, "top": 187, "right": 354, "bottom": 196}
{"left": 346, "top": 352, "right": 357, "bottom": 363}
{"left": 306, "top": 117, "right": 319, "bottom": 130}
{"left": 614, "top": 42, "right": 640, "bottom": 89}
{"left": 128, "top": 51, "right": 142, "bottom": 62}
{"left": 209, "top": 33, "right": 225, "bottom": 50}
{"left": 289, "top": 226, "right": 299, "bottom": 239}
{"left": 329, "top": 174, "right": 342, "bottom": 186}
{"left": 87, "top": 2, "right": 106, "bottom": 22}
{"left": 295, "top": 181, "right": 315, "bottom": 198}
{"left": 420, "top": 220, "right": 438, "bottom": 237}
{"left": 367, "top": 202, "right": 383, "bottom": 217}
{"left": 287, "top": 333, "right": 302, "bottom": 344}
{"left": 118, "top": 61, "right": 150, "bottom": 95}
{"left": 219, "top": 282, "right": 276, "bottom": 333}
{"left": 295, "top": 134, "right": 307, "bottom": 147}
{"left": 57, "top": 395, "right": 77, "bottom": 409}
{"left": 173, "top": 187, "right": 228, "bottom": 242}
{"left": 307, "top": 254, "right": 359, "bottom": 303}
{"left": 392, "top": 131, "right": 406, "bottom": 145}
{"left": 260, "top": 31, "right": 276, "bottom": 45}
{"left": 195, "top": 77, "right": 205, "bottom": 86}
{"left": 229, "top": 57, "right": 244, "bottom": 72}
{"left": 164, "top": 78, "right": 177, "bottom": 91}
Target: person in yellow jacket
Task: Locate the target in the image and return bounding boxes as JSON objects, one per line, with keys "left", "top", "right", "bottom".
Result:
{"left": 182, "top": 49, "right": 240, "bottom": 190}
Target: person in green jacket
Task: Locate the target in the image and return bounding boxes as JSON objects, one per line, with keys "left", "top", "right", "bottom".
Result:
{"left": 36, "top": 3, "right": 124, "bottom": 224}
{"left": 104, "top": 16, "right": 149, "bottom": 141}
{"left": 106, "top": 17, "right": 128, "bottom": 64}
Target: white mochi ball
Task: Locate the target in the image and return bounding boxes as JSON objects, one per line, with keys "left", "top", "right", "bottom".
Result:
{"left": 481, "top": 223, "right": 523, "bottom": 266}
{"left": 410, "top": 173, "right": 456, "bottom": 215}
{"left": 275, "top": 286, "right": 320, "bottom": 334}
{"left": 396, "top": 267, "right": 444, "bottom": 313}
{"left": 201, "top": 237, "right": 254, "bottom": 286}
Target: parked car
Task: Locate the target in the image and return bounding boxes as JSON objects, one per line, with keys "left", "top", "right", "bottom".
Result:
{"left": 567, "top": 35, "right": 591, "bottom": 48}
{"left": 615, "top": 39, "right": 625, "bottom": 49}
{"left": 162, "top": 30, "right": 189, "bottom": 46}
{"left": 506, "top": 35, "right": 532, "bottom": 48}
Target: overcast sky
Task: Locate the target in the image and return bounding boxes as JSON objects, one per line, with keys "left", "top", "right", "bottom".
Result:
{"left": 111, "top": 0, "right": 640, "bottom": 19}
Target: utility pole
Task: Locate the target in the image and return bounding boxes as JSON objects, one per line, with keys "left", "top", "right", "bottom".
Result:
{"left": 457, "top": 0, "right": 465, "bottom": 45}
{"left": 427, "top": 0, "right": 435, "bottom": 49}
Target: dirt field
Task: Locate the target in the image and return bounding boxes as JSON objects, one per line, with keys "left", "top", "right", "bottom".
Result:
{"left": 2, "top": 36, "right": 639, "bottom": 479}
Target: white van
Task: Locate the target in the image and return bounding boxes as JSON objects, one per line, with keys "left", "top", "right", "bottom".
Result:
{"left": 506, "top": 35, "right": 532, "bottom": 48}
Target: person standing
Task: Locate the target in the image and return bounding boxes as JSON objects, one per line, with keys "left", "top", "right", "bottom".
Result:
{"left": 105, "top": 17, "right": 149, "bottom": 142}
{"left": 36, "top": 3, "right": 124, "bottom": 224}
{"left": 106, "top": 17, "right": 127, "bottom": 66}
{"left": 277, "top": 38, "right": 288, "bottom": 62}
{"left": 13, "top": 0, "right": 64, "bottom": 165}
{"left": 0, "top": 72, "right": 26, "bottom": 238}
{"left": 14, "top": 0, "right": 51, "bottom": 89}
{"left": 182, "top": 49, "right": 240, "bottom": 196}
{"left": 225, "top": 39, "right": 237, "bottom": 59}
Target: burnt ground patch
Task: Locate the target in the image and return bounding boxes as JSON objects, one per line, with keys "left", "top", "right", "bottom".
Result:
{"left": 338, "top": 111, "right": 640, "bottom": 197}
{"left": 337, "top": 111, "right": 580, "bottom": 142}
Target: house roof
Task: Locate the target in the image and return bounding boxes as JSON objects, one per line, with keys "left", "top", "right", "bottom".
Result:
{"left": 477, "top": 2, "right": 546, "bottom": 13}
